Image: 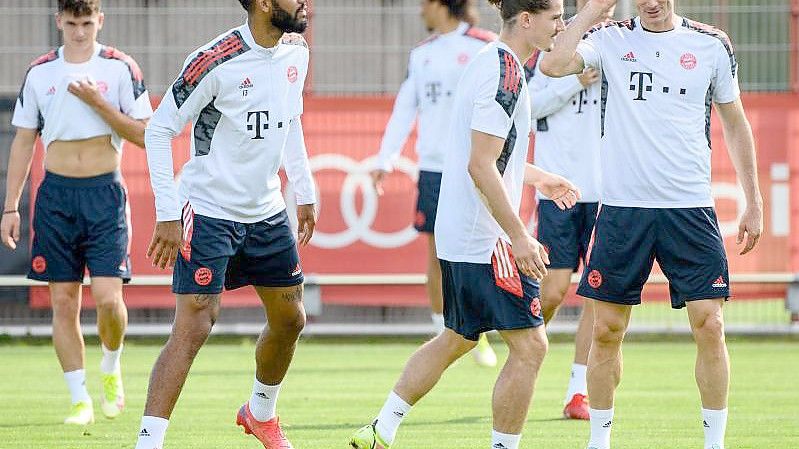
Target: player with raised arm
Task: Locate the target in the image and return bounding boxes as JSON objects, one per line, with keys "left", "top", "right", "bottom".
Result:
{"left": 372, "top": 0, "right": 498, "bottom": 367}
{"left": 134, "top": 1, "right": 316, "bottom": 448}
{"left": 350, "top": 1, "right": 579, "bottom": 448}
{"left": 0, "top": 0, "right": 151, "bottom": 425}
{"left": 525, "top": 0, "right": 614, "bottom": 420}
{"left": 541, "top": 0, "right": 762, "bottom": 448}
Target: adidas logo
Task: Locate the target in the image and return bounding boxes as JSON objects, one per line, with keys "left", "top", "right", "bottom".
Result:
{"left": 712, "top": 276, "right": 727, "bottom": 288}
{"left": 393, "top": 411, "right": 405, "bottom": 418}
{"left": 602, "top": 420, "right": 612, "bottom": 428}
{"left": 239, "top": 77, "right": 253, "bottom": 89}
{"left": 621, "top": 51, "right": 637, "bottom": 62}
{"left": 703, "top": 420, "right": 710, "bottom": 428}
{"left": 291, "top": 263, "right": 302, "bottom": 277}
{"left": 493, "top": 444, "right": 507, "bottom": 449}
{"left": 139, "top": 428, "right": 150, "bottom": 437}
{"left": 46, "top": 86, "right": 56, "bottom": 95}
{"left": 255, "top": 392, "right": 270, "bottom": 399}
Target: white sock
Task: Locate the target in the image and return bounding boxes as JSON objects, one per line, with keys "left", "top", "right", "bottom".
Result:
{"left": 565, "top": 363, "right": 588, "bottom": 402}
{"left": 63, "top": 369, "right": 91, "bottom": 404}
{"left": 375, "top": 390, "right": 412, "bottom": 445}
{"left": 100, "top": 343, "right": 123, "bottom": 374}
{"left": 135, "top": 416, "right": 169, "bottom": 449}
{"left": 491, "top": 430, "right": 521, "bottom": 449}
{"left": 702, "top": 408, "right": 728, "bottom": 449}
{"left": 588, "top": 407, "right": 614, "bottom": 449}
{"left": 431, "top": 313, "right": 445, "bottom": 335}
{"left": 249, "top": 378, "right": 281, "bottom": 422}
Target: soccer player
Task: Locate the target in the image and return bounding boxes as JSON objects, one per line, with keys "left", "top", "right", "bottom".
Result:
{"left": 371, "top": 0, "right": 498, "bottom": 367}
{"left": 0, "top": 0, "right": 151, "bottom": 425}
{"left": 541, "top": 0, "right": 763, "bottom": 448}
{"left": 135, "top": 1, "right": 316, "bottom": 448}
{"left": 350, "top": 1, "right": 580, "bottom": 448}
{"left": 526, "top": 0, "right": 613, "bottom": 420}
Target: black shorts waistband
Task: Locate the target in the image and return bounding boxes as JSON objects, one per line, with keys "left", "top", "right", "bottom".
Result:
{"left": 42, "top": 170, "right": 122, "bottom": 188}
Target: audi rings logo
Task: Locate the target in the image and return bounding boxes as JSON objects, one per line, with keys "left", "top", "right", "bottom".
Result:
{"left": 284, "top": 154, "right": 419, "bottom": 249}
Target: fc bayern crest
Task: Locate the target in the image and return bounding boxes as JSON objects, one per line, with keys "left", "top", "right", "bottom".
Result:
{"left": 680, "top": 53, "right": 697, "bottom": 70}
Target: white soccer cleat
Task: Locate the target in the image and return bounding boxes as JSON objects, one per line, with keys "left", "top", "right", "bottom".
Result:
{"left": 100, "top": 372, "right": 125, "bottom": 418}
{"left": 471, "top": 334, "right": 497, "bottom": 367}
{"left": 64, "top": 400, "right": 94, "bottom": 425}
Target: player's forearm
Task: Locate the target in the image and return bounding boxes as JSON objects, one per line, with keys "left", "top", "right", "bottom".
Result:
{"left": 144, "top": 124, "right": 181, "bottom": 222}
{"left": 92, "top": 100, "right": 147, "bottom": 148}
{"left": 468, "top": 158, "right": 528, "bottom": 240}
{"left": 3, "top": 134, "right": 36, "bottom": 211}
{"left": 724, "top": 121, "right": 762, "bottom": 207}
{"left": 530, "top": 76, "right": 585, "bottom": 119}
{"left": 376, "top": 96, "right": 417, "bottom": 171}
{"left": 284, "top": 121, "right": 317, "bottom": 205}
{"left": 540, "top": 3, "right": 605, "bottom": 77}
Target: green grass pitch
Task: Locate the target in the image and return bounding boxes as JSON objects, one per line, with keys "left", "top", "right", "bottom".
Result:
{"left": 0, "top": 339, "right": 796, "bottom": 448}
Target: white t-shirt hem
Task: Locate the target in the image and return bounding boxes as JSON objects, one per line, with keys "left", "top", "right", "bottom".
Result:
{"left": 601, "top": 198, "right": 715, "bottom": 208}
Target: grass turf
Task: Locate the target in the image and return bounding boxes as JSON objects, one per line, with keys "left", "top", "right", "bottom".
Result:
{"left": 0, "top": 339, "right": 796, "bottom": 448}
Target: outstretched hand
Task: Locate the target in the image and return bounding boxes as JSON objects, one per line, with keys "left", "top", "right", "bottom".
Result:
{"left": 532, "top": 172, "right": 581, "bottom": 210}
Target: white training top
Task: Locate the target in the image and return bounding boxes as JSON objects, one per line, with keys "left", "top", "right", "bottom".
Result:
{"left": 146, "top": 24, "right": 316, "bottom": 223}
{"left": 375, "top": 22, "right": 496, "bottom": 173}
{"left": 528, "top": 49, "right": 602, "bottom": 203}
{"left": 12, "top": 43, "right": 152, "bottom": 151}
{"left": 436, "top": 41, "right": 532, "bottom": 263}
{"left": 576, "top": 16, "right": 740, "bottom": 208}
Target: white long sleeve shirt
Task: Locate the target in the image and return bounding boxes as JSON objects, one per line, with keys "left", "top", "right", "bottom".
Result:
{"left": 375, "top": 22, "right": 497, "bottom": 173}
{"left": 145, "top": 24, "right": 316, "bottom": 223}
{"left": 527, "top": 50, "right": 602, "bottom": 203}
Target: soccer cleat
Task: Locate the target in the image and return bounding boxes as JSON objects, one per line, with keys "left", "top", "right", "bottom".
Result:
{"left": 236, "top": 403, "right": 293, "bottom": 449}
{"left": 64, "top": 400, "right": 94, "bottom": 425}
{"left": 350, "top": 420, "right": 391, "bottom": 449}
{"left": 563, "top": 393, "right": 590, "bottom": 420}
{"left": 471, "top": 334, "right": 497, "bottom": 367}
{"left": 100, "top": 372, "right": 125, "bottom": 418}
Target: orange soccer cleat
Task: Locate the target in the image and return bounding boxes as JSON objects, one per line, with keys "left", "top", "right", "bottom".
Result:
{"left": 236, "top": 403, "right": 293, "bottom": 449}
{"left": 563, "top": 393, "right": 590, "bottom": 420}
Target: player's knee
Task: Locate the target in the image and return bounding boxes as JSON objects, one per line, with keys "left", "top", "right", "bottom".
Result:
{"left": 508, "top": 331, "right": 549, "bottom": 364}
{"left": 93, "top": 292, "right": 123, "bottom": 314}
{"left": 273, "top": 310, "right": 306, "bottom": 338}
{"left": 593, "top": 320, "right": 626, "bottom": 346}
{"left": 692, "top": 313, "right": 725, "bottom": 343}
{"left": 51, "top": 292, "right": 80, "bottom": 318}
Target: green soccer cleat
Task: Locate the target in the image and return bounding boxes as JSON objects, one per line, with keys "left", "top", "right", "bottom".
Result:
{"left": 100, "top": 372, "right": 125, "bottom": 419}
{"left": 64, "top": 400, "right": 94, "bottom": 425}
{"left": 350, "top": 420, "right": 390, "bottom": 449}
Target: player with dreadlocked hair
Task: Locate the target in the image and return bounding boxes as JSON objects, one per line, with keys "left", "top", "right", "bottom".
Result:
{"left": 354, "top": 0, "right": 576, "bottom": 447}
{"left": 371, "top": 0, "right": 499, "bottom": 369}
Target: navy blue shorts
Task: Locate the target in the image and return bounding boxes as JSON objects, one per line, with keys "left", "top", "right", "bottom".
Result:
{"left": 414, "top": 170, "right": 441, "bottom": 233}
{"left": 536, "top": 200, "right": 599, "bottom": 271}
{"left": 28, "top": 171, "right": 131, "bottom": 283}
{"left": 440, "top": 240, "right": 544, "bottom": 341}
{"left": 576, "top": 206, "right": 730, "bottom": 309}
{"left": 173, "top": 207, "right": 303, "bottom": 294}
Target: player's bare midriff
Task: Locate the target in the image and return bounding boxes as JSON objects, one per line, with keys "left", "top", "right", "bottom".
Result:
{"left": 45, "top": 135, "right": 121, "bottom": 177}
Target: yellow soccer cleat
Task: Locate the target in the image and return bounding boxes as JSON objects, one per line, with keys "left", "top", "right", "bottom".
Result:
{"left": 64, "top": 400, "right": 94, "bottom": 425}
{"left": 350, "top": 420, "right": 391, "bottom": 449}
{"left": 100, "top": 372, "right": 125, "bottom": 419}
{"left": 471, "top": 333, "right": 497, "bottom": 367}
